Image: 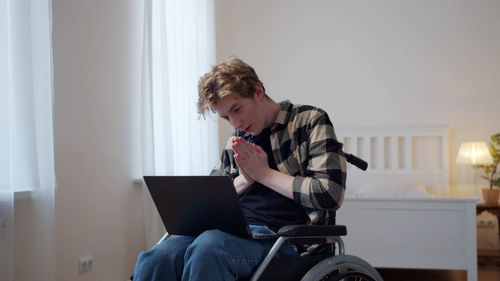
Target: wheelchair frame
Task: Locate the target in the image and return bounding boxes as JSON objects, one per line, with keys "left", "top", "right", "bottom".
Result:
{"left": 245, "top": 217, "right": 384, "bottom": 281}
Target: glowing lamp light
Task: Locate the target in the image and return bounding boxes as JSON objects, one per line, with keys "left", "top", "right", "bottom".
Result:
{"left": 456, "top": 141, "right": 494, "bottom": 166}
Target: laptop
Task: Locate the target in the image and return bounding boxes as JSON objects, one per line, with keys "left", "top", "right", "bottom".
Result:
{"left": 143, "top": 176, "right": 253, "bottom": 239}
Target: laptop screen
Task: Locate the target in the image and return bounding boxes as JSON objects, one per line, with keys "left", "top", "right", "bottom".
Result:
{"left": 143, "top": 176, "right": 252, "bottom": 239}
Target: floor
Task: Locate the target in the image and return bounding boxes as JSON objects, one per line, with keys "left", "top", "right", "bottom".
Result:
{"left": 378, "top": 265, "right": 500, "bottom": 281}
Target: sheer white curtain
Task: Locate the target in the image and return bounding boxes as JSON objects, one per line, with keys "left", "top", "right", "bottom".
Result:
{"left": 0, "top": 0, "right": 55, "bottom": 280}
{"left": 141, "top": 0, "right": 219, "bottom": 248}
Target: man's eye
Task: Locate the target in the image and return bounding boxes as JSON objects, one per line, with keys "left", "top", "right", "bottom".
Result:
{"left": 234, "top": 107, "right": 240, "bottom": 113}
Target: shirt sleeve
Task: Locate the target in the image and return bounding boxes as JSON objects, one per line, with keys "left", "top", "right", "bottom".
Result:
{"left": 210, "top": 135, "right": 239, "bottom": 179}
{"left": 292, "top": 111, "right": 347, "bottom": 211}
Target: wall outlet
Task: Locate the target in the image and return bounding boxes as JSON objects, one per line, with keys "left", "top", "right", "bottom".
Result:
{"left": 78, "top": 255, "right": 93, "bottom": 274}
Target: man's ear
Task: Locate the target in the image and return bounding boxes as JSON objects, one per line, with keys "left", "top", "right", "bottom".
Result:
{"left": 254, "top": 83, "right": 265, "bottom": 100}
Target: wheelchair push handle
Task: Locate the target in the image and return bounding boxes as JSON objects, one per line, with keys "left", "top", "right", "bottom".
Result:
{"left": 344, "top": 153, "right": 368, "bottom": 171}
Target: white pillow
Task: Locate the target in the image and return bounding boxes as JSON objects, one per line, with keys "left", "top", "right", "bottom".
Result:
{"left": 353, "top": 176, "right": 431, "bottom": 198}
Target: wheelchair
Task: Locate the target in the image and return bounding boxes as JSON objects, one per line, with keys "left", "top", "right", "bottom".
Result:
{"left": 240, "top": 153, "right": 383, "bottom": 281}
{"left": 240, "top": 211, "right": 384, "bottom": 281}
{"left": 151, "top": 153, "right": 383, "bottom": 281}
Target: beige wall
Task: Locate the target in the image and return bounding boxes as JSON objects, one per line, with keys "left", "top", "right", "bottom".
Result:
{"left": 51, "top": 0, "right": 144, "bottom": 280}
{"left": 215, "top": 0, "right": 500, "bottom": 196}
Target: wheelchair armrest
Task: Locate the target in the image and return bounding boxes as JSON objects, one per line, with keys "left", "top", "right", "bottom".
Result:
{"left": 277, "top": 224, "right": 347, "bottom": 237}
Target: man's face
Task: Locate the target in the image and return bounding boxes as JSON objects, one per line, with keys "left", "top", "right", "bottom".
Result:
{"left": 214, "top": 94, "right": 265, "bottom": 136}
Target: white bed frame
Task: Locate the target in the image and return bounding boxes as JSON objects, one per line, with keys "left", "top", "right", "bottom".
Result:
{"left": 335, "top": 126, "right": 478, "bottom": 281}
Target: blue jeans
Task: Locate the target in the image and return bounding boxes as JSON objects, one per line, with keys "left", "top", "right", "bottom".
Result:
{"left": 132, "top": 227, "right": 297, "bottom": 281}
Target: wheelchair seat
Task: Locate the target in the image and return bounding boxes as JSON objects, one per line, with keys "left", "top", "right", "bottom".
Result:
{"left": 240, "top": 224, "right": 346, "bottom": 281}
{"left": 240, "top": 220, "right": 384, "bottom": 281}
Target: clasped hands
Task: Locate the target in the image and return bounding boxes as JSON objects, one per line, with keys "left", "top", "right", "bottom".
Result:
{"left": 232, "top": 137, "right": 271, "bottom": 184}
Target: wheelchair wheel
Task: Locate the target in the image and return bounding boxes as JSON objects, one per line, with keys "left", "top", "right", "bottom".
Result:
{"left": 300, "top": 255, "right": 383, "bottom": 281}
{"left": 325, "top": 271, "right": 376, "bottom": 281}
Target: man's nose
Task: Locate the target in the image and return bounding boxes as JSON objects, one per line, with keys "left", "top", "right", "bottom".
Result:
{"left": 230, "top": 117, "right": 242, "bottom": 130}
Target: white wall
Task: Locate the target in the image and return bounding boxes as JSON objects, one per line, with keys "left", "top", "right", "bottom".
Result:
{"left": 11, "top": 1, "right": 500, "bottom": 279}
{"left": 52, "top": 0, "right": 144, "bottom": 280}
{"left": 215, "top": 0, "right": 500, "bottom": 196}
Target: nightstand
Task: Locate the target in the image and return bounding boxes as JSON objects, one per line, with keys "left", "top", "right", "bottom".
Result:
{"left": 477, "top": 203, "right": 500, "bottom": 264}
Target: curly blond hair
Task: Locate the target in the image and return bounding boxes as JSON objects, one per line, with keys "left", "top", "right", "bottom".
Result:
{"left": 197, "top": 57, "right": 267, "bottom": 116}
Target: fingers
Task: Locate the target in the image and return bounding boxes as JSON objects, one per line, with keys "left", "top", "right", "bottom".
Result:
{"left": 232, "top": 137, "right": 239, "bottom": 154}
{"left": 232, "top": 138, "right": 270, "bottom": 183}
{"left": 234, "top": 152, "right": 244, "bottom": 163}
{"left": 234, "top": 152, "right": 255, "bottom": 182}
{"left": 232, "top": 138, "right": 267, "bottom": 162}
{"left": 252, "top": 143, "right": 265, "bottom": 154}
{"left": 233, "top": 140, "right": 250, "bottom": 171}
{"left": 232, "top": 137, "right": 251, "bottom": 155}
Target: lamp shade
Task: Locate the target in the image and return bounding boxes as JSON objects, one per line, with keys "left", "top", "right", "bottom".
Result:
{"left": 456, "top": 141, "right": 494, "bottom": 165}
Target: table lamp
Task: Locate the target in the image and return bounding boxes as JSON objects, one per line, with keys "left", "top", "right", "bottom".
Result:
{"left": 456, "top": 141, "right": 494, "bottom": 197}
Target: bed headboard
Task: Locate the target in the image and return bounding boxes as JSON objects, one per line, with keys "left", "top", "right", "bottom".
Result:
{"left": 336, "top": 126, "right": 450, "bottom": 197}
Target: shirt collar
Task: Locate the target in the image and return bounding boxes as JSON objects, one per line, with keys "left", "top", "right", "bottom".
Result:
{"left": 270, "top": 100, "right": 293, "bottom": 131}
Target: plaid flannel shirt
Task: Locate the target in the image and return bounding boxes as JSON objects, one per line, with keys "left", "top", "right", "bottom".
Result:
{"left": 211, "top": 100, "right": 347, "bottom": 224}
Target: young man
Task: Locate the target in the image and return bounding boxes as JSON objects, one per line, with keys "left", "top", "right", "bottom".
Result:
{"left": 132, "top": 57, "right": 347, "bottom": 281}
